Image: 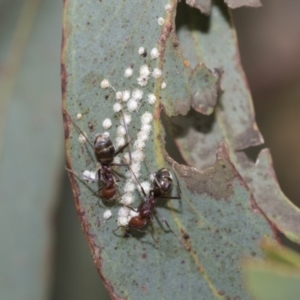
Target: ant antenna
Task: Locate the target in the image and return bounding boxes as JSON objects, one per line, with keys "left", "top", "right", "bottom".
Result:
{"left": 64, "top": 111, "right": 95, "bottom": 150}
{"left": 127, "top": 164, "right": 147, "bottom": 198}
{"left": 113, "top": 108, "right": 133, "bottom": 167}
{"left": 120, "top": 108, "right": 132, "bottom": 164}
{"left": 143, "top": 159, "right": 166, "bottom": 192}
{"left": 143, "top": 158, "right": 155, "bottom": 175}
{"left": 136, "top": 228, "right": 158, "bottom": 243}
{"left": 171, "top": 164, "right": 182, "bottom": 200}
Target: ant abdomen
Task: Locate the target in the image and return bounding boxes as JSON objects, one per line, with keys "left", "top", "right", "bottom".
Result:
{"left": 94, "top": 134, "right": 115, "bottom": 165}
{"left": 128, "top": 216, "right": 147, "bottom": 229}
{"left": 100, "top": 185, "right": 117, "bottom": 200}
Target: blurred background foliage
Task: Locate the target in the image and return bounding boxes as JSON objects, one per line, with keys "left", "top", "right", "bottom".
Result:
{"left": 0, "top": 0, "right": 299, "bottom": 299}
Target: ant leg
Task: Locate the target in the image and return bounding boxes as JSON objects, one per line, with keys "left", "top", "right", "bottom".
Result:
{"left": 148, "top": 217, "right": 158, "bottom": 241}
{"left": 159, "top": 194, "right": 181, "bottom": 200}
{"left": 114, "top": 224, "right": 157, "bottom": 242}
{"left": 93, "top": 185, "right": 106, "bottom": 196}
{"left": 104, "top": 191, "right": 127, "bottom": 202}
{"left": 145, "top": 163, "right": 170, "bottom": 194}
{"left": 113, "top": 226, "right": 132, "bottom": 238}
{"left": 66, "top": 167, "right": 104, "bottom": 200}
{"left": 126, "top": 164, "right": 147, "bottom": 198}
{"left": 142, "top": 159, "right": 161, "bottom": 190}
{"left": 66, "top": 167, "right": 98, "bottom": 183}
{"left": 112, "top": 225, "right": 125, "bottom": 236}
{"left": 112, "top": 161, "right": 132, "bottom": 167}
{"left": 110, "top": 169, "right": 121, "bottom": 182}
{"left": 114, "top": 109, "right": 132, "bottom": 165}
{"left": 96, "top": 200, "right": 105, "bottom": 209}
{"left": 65, "top": 166, "right": 79, "bottom": 176}
{"left": 135, "top": 228, "right": 158, "bottom": 243}
{"left": 64, "top": 111, "right": 95, "bottom": 150}
{"left": 121, "top": 108, "right": 132, "bottom": 165}
{"left": 171, "top": 166, "right": 182, "bottom": 199}
{"left": 153, "top": 209, "right": 174, "bottom": 235}
{"left": 113, "top": 139, "right": 132, "bottom": 159}
{"left": 112, "top": 137, "right": 133, "bottom": 169}
{"left": 124, "top": 228, "right": 131, "bottom": 238}
{"left": 122, "top": 204, "right": 138, "bottom": 213}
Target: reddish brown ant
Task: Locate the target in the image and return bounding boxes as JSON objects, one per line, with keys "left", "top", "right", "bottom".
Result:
{"left": 114, "top": 167, "right": 181, "bottom": 242}
{"left": 65, "top": 111, "right": 132, "bottom": 201}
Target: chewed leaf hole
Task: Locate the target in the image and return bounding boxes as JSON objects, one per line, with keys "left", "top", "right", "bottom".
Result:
{"left": 161, "top": 108, "right": 216, "bottom": 166}
{"left": 161, "top": 111, "right": 186, "bottom": 165}
{"left": 175, "top": 1, "right": 210, "bottom": 69}
{"left": 239, "top": 144, "right": 266, "bottom": 163}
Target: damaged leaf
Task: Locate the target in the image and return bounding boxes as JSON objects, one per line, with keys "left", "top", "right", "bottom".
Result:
{"left": 224, "top": 0, "right": 262, "bottom": 9}
{"left": 173, "top": 1, "right": 300, "bottom": 243}
{"left": 62, "top": 0, "right": 277, "bottom": 299}
{"left": 185, "top": 0, "right": 262, "bottom": 15}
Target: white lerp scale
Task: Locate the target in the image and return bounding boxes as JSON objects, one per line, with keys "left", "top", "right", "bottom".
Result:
{"left": 103, "top": 210, "right": 112, "bottom": 220}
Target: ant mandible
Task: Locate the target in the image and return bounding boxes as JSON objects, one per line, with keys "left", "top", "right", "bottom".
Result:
{"left": 115, "top": 167, "right": 181, "bottom": 242}
{"left": 65, "top": 110, "right": 132, "bottom": 201}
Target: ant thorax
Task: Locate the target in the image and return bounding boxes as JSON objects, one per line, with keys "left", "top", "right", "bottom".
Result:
{"left": 139, "top": 196, "right": 156, "bottom": 219}
{"left": 99, "top": 165, "right": 115, "bottom": 186}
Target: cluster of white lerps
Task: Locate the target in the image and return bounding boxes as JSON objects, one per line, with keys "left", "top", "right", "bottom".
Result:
{"left": 79, "top": 3, "right": 173, "bottom": 225}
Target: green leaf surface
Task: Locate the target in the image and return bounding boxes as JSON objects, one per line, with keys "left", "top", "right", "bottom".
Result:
{"left": 172, "top": 2, "right": 300, "bottom": 243}
{"left": 62, "top": 1, "right": 276, "bottom": 299}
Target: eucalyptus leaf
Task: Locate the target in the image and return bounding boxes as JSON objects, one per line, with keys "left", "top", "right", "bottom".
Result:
{"left": 62, "top": 1, "right": 277, "bottom": 299}
{"left": 173, "top": 1, "right": 300, "bottom": 243}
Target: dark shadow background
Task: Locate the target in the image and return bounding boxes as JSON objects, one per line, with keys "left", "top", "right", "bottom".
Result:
{"left": 233, "top": 0, "right": 300, "bottom": 207}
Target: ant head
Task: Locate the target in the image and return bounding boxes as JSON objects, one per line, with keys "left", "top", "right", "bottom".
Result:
{"left": 152, "top": 168, "right": 172, "bottom": 197}
{"left": 94, "top": 134, "right": 115, "bottom": 165}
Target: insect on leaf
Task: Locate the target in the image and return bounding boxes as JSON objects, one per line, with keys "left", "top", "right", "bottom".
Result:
{"left": 62, "top": 1, "right": 278, "bottom": 299}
